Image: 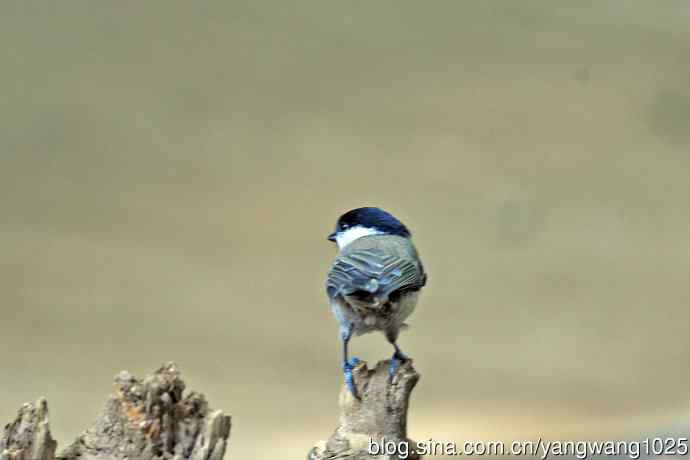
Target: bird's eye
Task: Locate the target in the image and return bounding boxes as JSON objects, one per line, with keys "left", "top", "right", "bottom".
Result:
{"left": 341, "top": 224, "right": 349, "bottom": 230}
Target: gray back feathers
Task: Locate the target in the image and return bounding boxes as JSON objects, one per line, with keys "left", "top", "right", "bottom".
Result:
{"left": 326, "top": 235, "right": 426, "bottom": 308}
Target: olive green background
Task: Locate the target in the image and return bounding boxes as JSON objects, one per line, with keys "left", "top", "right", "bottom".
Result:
{"left": 2, "top": 2, "right": 690, "bottom": 458}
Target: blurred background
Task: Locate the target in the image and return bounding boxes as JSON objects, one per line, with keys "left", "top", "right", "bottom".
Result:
{"left": 2, "top": 1, "right": 690, "bottom": 458}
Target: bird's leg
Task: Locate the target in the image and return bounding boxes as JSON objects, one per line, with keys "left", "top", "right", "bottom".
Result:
{"left": 341, "top": 324, "right": 360, "bottom": 399}
{"left": 387, "top": 338, "right": 410, "bottom": 381}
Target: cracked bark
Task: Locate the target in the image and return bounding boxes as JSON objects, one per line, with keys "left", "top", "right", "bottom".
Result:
{"left": 0, "top": 398, "right": 56, "bottom": 460}
{"left": 308, "top": 359, "right": 420, "bottom": 460}
{"left": 1, "top": 363, "right": 231, "bottom": 460}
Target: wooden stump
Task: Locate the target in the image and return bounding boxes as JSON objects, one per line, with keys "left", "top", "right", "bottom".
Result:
{"left": 308, "top": 359, "right": 420, "bottom": 460}
{"left": 0, "top": 398, "right": 56, "bottom": 460}
{"left": 1, "top": 363, "right": 231, "bottom": 460}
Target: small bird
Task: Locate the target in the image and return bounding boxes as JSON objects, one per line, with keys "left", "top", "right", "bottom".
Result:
{"left": 326, "top": 207, "right": 427, "bottom": 398}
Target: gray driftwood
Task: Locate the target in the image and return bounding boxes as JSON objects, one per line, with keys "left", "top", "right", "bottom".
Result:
{"left": 308, "top": 359, "right": 420, "bottom": 460}
{"left": 0, "top": 398, "right": 56, "bottom": 460}
{"left": 1, "top": 363, "right": 231, "bottom": 460}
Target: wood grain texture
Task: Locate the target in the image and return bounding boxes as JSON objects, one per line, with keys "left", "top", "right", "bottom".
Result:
{"left": 1, "top": 398, "right": 56, "bottom": 460}
{"left": 1, "top": 364, "right": 231, "bottom": 460}
{"left": 308, "top": 359, "right": 420, "bottom": 460}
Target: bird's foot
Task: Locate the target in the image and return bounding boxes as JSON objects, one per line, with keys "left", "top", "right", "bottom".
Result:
{"left": 342, "top": 357, "right": 361, "bottom": 399}
{"left": 388, "top": 351, "right": 409, "bottom": 381}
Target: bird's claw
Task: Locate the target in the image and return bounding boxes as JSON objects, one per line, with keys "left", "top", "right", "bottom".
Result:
{"left": 342, "top": 357, "right": 360, "bottom": 399}
{"left": 388, "top": 351, "right": 409, "bottom": 381}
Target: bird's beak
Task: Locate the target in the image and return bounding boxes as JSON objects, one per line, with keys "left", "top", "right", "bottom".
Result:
{"left": 327, "top": 232, "right": 337, "bottom": 242}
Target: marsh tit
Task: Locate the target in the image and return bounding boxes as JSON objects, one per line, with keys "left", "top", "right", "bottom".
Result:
{"left": 326, "top": 207, "right": 427, "bottom": 398}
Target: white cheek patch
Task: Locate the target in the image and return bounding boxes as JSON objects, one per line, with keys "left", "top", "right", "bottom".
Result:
{"left": 335, "top": 226, "right": 383, "bottom": 249}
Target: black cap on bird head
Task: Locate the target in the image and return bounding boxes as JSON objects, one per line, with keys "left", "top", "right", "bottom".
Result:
{"left": 327, "top": 207, "right": 411, "bottom": 242}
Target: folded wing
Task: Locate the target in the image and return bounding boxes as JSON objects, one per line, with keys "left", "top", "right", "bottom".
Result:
{"left": 326, "top": 249, "right": 426, "bottom": 309}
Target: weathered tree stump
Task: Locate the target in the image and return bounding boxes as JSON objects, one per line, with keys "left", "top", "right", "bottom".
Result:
{"left": 0, "top": 398, "right": 56, "bottom": 460}
{"left": 308, "top": 359, "right": 420, "bottom": 460}
{"left": 3, "top": 360, "right": 418, "bottom": 460}
{"left": 1, "top": 363, "right": 231, "bottom": 460}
